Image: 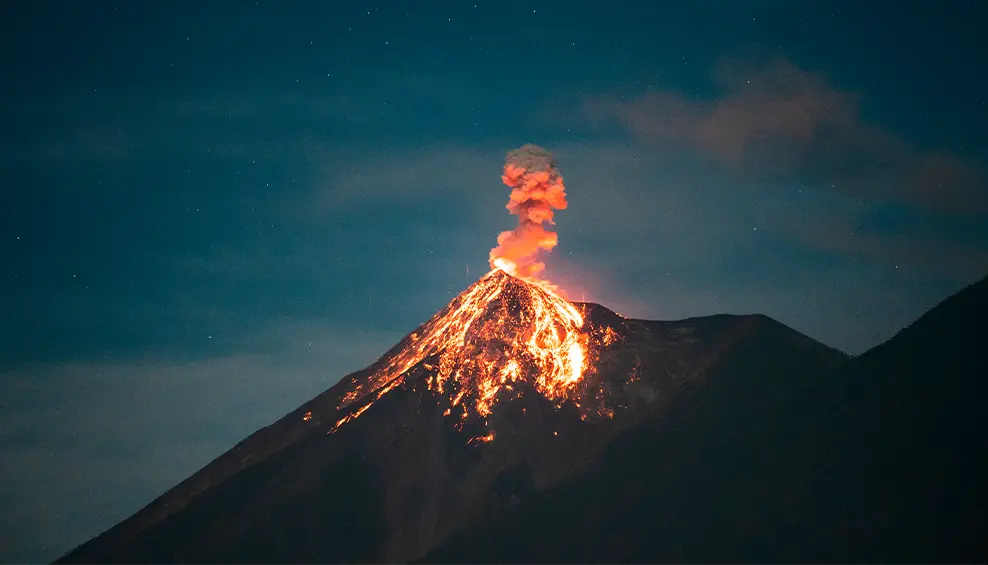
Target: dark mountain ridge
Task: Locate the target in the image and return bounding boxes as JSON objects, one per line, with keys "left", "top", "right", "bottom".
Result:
{"left": 423, "top": 274, "right": 988, "bottom": 563}
{"left": 59, "top": 271, "right": 987, "bottom": 563}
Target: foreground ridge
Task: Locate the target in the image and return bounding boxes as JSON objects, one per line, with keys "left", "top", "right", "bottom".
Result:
{"left": 58, "top": 268, "right": 869, "bottom": 565}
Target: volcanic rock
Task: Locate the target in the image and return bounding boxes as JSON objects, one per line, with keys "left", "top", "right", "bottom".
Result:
{"left": 424, "top": 274, "right": 988, "bottom": 563}
{"left": 56, "top": 269, "right": 891, "bottom": 563}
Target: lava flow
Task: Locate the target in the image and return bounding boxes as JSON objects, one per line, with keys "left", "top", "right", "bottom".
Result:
{"left": 330, "top": 268, "right": 592, "bottom": 433}
{"left": 328, "top": 144, "right": 604, "bottom": 436}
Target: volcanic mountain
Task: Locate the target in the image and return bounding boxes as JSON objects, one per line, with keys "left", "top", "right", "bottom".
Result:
{"left": 423, "top": 273, "right": 988, "bottom": 563}
{"left": 57, "top": 270, "right": 987, "bottom": 563}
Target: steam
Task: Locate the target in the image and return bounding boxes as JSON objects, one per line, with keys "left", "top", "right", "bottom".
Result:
{"left": 489, "top": 144, "right": 569, "bottom": 279}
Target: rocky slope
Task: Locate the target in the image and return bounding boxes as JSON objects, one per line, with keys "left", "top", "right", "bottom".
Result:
{"left": 424, "top": 274, "right": 988, "bottom": 563}
{"left": 58, "top": 270, "right": 849, "bottom": 563}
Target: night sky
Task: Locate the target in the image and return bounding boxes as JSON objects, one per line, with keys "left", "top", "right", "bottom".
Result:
{"left": 2, "top": 0, "right": 987, "bottom": 562}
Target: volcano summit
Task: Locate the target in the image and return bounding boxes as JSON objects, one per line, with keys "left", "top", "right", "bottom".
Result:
{"left": 329, "top": 268, "right": 598, "bottom": 437}
{"left": 58, "top": 267, "right": 852, "bottom": 563}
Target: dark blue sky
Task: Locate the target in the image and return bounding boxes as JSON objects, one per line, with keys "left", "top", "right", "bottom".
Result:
{"left": 2, "top": 0, "right": 986, "bottom": 562}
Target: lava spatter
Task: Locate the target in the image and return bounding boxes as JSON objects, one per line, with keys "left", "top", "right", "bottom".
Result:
{"left": 328, "top": 269, "right": 596, "bottom": 434}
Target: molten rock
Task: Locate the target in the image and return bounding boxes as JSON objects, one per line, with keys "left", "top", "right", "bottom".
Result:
{"left": 330, "top": 269, "right": 605, "bottom": 434}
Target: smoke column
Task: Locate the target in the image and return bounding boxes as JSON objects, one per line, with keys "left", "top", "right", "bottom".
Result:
{"left": 489, "top": 144, "right": 568, "bottom": 280}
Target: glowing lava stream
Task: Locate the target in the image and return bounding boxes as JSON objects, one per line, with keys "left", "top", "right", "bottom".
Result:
{"left": 329, "top": 267, "right": 591, "bottom": 434}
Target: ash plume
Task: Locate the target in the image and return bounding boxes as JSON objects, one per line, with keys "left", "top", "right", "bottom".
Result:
{"left": 489, "top": 144, "right": 569, "bottom": 280}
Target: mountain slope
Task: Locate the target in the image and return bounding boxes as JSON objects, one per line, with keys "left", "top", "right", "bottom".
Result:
{"left": 423, "top": 274, "right": 988, "bottom": 563}
{"left": 57, "top": 270, "right": 845, "bottom": 564}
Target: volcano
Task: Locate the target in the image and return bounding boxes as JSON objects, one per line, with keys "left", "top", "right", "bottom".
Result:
{"left": 328, "top": 268, "right": 597, "bottom": 435}
{"left": 56, "top": 271, "right": 988, "bottom": 563}
{"left": 423, "top": 273, "right": 988, "bottom": 563}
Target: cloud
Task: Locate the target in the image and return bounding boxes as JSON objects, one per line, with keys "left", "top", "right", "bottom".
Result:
{"left": 1, "top": 88, "right": 370, "bottom": 168}
{"left": 784, "top": 206, "right": 988, "bottom": 279}
{"left": 905, "top": 153, "right": 988, "bottom": 214}
{"left": 304, "top": 142, "right": 506, "bottom": 212}
{"left": 518, "top": 141, "right": 987, "bottom": 353}
{"left": 0, "top": 321, "right": 399, "bottom": 564}
{"left": 584, "top": 60, "right": 863, "bottom": 154}
{"left": 582, "top": 59, "right": 988, "bottom": 215}
{"left": 5, "top": 126, "right": 139, "bottom": 164}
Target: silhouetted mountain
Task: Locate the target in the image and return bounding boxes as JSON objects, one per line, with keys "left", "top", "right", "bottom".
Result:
{"left": 423, "top": 274, "right": 988, "bottom": 563}
{"left": 58, "top": 270, "right": 845, "bottom": 563}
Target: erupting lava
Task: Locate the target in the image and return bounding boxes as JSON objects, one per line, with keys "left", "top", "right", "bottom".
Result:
{"left": 329, "top": 145, "right": 603, "bottom": 437}
{"left": 331, "top": 269, "right": 594, "bottom": 433}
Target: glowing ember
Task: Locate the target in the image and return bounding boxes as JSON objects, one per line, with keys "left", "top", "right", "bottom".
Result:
{"left": 302, "top": 411, "right": 312, "bottom": 422}
{"left": 467, "top": 431, "right": 496, "bottom": 446}
{"left": 329, "top": 269, "right": 593, "bottom": 434}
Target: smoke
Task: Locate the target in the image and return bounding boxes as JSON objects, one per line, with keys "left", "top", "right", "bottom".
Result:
{"left": 489, "top": 144, "right": 569, "bottom": 280}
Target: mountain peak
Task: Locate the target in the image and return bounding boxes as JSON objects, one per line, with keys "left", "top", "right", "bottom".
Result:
{"left": 57, "top": 269, "right": 851, "bottom": 565}
{"left": 329, "top": 269, "right": 617, "bottom": 435}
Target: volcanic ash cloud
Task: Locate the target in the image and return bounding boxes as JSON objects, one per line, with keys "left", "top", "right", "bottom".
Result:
{"left": 489, "top": 144, "right": 569, "bottom": 280}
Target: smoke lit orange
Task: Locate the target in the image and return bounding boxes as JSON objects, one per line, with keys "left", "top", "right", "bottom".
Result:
{"left": 489, "top": 145, "right": 569, "bottom": 281}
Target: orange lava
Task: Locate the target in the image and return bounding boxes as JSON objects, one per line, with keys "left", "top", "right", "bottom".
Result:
{"left": 329, "top": 269, "right": 591, "bottom": 435}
